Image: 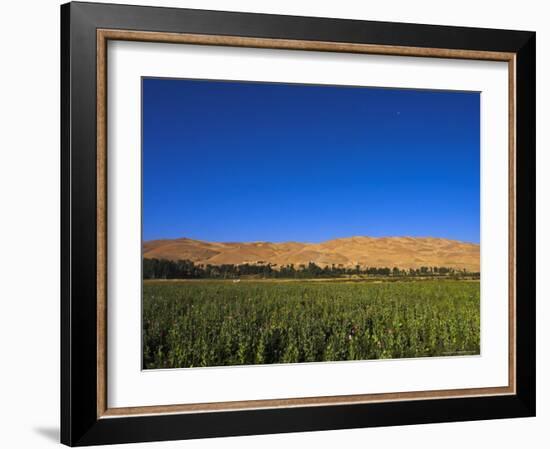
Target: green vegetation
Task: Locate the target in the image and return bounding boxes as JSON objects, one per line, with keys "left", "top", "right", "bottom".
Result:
{"left": 143, "top": 258, "right": 479, "bottom": 280}
{"left": 143, "top": 279, "right": 480, "bottom": 369}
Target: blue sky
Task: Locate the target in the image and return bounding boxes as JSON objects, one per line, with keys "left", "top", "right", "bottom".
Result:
{"left": 142, "top": 78, "right": 480, "bottom": 244}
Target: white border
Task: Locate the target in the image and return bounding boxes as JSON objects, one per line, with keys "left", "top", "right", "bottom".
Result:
{"left": 107, "top": 40, "right": 509, "bottom": 408}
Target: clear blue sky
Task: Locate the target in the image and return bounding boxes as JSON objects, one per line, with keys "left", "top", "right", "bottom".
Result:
{"left": 143, "top": 78, "right": 480, "bottom": 244}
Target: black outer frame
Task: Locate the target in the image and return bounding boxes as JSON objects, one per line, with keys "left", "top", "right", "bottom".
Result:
{"left": 61, "top": 1, "right": 536, "bottom": 446}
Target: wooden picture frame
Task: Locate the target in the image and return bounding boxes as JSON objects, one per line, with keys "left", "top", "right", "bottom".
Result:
{"left": 61, "top": 1, "right": 535, "bottom": 446}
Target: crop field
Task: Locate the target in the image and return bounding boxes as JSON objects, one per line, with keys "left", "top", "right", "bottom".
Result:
{"left": 142, "top": 280, "right": 480, "bottom": 369}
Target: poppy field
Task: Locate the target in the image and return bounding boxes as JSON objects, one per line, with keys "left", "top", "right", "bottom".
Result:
{"left": 142, "top": 279, "right": 480, "bottom": 369}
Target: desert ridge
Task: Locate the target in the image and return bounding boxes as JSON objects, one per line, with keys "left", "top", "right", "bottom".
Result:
{"left": 143, "top": 236, "right": 480, "bottom": 272}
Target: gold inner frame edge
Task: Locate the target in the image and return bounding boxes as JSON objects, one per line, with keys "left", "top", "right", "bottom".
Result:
{"left": 96, "top": 28, "right": 517, "bottom": 419}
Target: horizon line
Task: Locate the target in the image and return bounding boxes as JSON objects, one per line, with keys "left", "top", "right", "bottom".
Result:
{"left": 143, "top": 235, "right": 481, "bottom": 246}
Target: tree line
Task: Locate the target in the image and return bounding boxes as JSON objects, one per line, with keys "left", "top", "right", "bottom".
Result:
{"left": 143, "top": 258, "right": 479, "bottom": 280}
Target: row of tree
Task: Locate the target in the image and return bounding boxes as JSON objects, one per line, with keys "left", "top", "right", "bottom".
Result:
{"left": 143, "top": 258, "right": 479, "bottom": 280}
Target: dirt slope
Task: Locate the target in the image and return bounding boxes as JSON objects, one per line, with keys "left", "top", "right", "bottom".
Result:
{"left": 143, "top": 236, "right": 480, "bottom": 271}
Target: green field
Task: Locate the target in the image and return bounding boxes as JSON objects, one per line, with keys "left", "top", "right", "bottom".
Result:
{"left": 142, "top": 279, "right": 480, "bottom": 369}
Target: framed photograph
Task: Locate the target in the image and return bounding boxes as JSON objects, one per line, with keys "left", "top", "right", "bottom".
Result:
{"left": 61, "top": 2, "right": 535, "bottom": 446}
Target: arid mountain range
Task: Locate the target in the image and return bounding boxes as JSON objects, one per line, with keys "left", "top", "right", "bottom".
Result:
{"left": 143, "top": 236, "right": 480, "bottom": 272}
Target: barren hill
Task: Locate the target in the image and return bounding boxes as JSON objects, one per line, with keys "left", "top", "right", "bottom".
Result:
{"left": 143, "top": 236, "right": 480, "bottom": 272}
